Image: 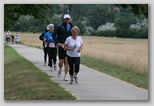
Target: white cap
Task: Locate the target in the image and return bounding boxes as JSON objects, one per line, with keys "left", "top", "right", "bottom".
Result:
{"left": 64, "top": 14, "right": 70, "bottom": 19}
{"left": 47, "top": 24, "right": 54, "bottom": 30}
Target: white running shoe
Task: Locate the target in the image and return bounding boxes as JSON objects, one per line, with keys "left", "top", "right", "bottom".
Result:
{"left": 63, "top": 76, "right": 68, "bottom": 81}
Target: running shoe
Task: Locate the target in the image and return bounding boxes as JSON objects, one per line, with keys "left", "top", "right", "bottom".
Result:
{"left": 70, "top": 79, "right": 73, "bottom": 84}
{"left": 63, "top": 76, "right": 68, "bottom": 81}
{"left": 50, "top": 67, "right": 52, "bottom": 71}
{"left": 74, "top": 76, "right": 78, "bottom": 83}
{"left": 57, "top": 70, "right": 61, "bottom": 77}
{"left": 54, "top": 64, "right": 56, "bottom": 70}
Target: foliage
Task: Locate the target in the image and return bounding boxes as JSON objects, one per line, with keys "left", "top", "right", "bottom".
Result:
{"left": 50, "top": 16, "right": 61, "bottom": 27}
{"left": 93, "top": 27, "right": 148, "bottom": 39}
{"left": 5, "top": 4, "right": 148, "bottom": 39}
{"left": 4, "top": 4, "right": 52, "bottom": 30}
{"left": 74, "top": 20, "right": 86, "bottom": 35}
{"left": 120, "top": 4, "right": 148, "bottom": 18}
{"left": 86, "top": 4, "right": 114, "bottom": 30}
{"left": 10, "top": 15, "right": 47, "bottom": 33}
{"left": 93, "top": 30, "right": 116, "bottom": 37}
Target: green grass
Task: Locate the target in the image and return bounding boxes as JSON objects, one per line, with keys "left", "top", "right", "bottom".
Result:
{"left": 4, "top": 45, "right": 76, "bottom": 100}
{"left": 81, "top": 56, "right": 148, "bottom": 89}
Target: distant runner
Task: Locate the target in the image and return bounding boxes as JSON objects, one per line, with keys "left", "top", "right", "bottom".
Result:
{"left": 15, "top": 33, "right": 19, "bottom": 44}
{"left": 6, "top": 31, "right": 11, "bottom": 44}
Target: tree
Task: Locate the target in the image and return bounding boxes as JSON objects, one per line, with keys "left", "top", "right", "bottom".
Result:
{"left": 114, "top": 16, "right": 132, "bottom": 38}
{"left": 12, "top": 23, "right": 20, "bottom": 31}
{"left": 74, "top": 20, "right": 86, "bottom": 35}
{"left": 115, "top": 17, "right": 132, "bottom": 29}
{"left": 70, "top": 4, "right": 87, "bottom": 23}
{"left": 119, "top": 4, "right": 148, "bottom": 18}
{"left": 46, "top": 5, "right": 62, "bottom": 19}
{"left": 4, "top": 4, "right": 52, "bottom": 30}
{"left": 50, "top": 16, "right": 61, "bottom": 27}
{"left": 86, "top": 4, "right": 115, "bottom": 30}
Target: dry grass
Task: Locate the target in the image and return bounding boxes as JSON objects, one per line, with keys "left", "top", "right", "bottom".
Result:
{"left": 19, "top": 33, "right": 42, "bottom": 47}
{"left": 81, "top": 36, "right": 148, "bottom": 73}
{"left": 16, "top": 32, "right": 148, "bottom": 73}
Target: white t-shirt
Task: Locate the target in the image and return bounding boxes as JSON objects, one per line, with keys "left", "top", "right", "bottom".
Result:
{"left": 65, "top": 36, "right": 83, "bottom": 57}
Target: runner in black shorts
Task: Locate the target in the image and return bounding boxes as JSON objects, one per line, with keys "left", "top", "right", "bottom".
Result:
{"left": 53, "top": 14, "right": 73, "bottom": 81}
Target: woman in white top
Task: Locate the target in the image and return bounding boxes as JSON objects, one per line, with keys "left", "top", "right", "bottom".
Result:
{"left": 64, "top": 26, "right": 83, "bottom": 84}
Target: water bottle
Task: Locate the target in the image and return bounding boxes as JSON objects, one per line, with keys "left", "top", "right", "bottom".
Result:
{"left": 74, "top": 44, "right": 76, "bottom": 49}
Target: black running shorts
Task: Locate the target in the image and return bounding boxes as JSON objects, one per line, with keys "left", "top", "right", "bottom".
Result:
{"left": 58, "top": 47, "right": 67, "bottom": 59}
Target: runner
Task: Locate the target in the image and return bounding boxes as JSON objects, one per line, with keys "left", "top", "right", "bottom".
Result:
{"left": 15, "top": 33, "right": 19, "bottom": 44}
{"left": 44, "top": 24, "right": 58, "bottom": 71}
{"left": 11, "top": 34, "right": 14, "bottom": 43}
{"left": 53, "top": 14, "right": 73, "bottom": 81}
{"left": 39, "top": 27, "right": 49, "bottom": 66}
{"left": 64, "top": 26, "right": 83, "bottom": 84}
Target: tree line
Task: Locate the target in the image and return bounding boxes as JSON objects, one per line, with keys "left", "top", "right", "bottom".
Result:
{"left": 5, "top": 4, "right": 148, "bottom": 39}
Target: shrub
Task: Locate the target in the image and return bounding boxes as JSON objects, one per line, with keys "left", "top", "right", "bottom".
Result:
{"left": 74, "top": 21, "right": 86, "bottom": 35}
{"left": 93, "top": 30, "right": 116, "bottom": 37}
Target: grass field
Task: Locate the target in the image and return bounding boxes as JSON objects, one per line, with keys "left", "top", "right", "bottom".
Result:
{"left": 81, "top": 56, "right": 148, "bottom": 89}
{"left": 82, "top": 36, "right": 148, "bottom": 74}
{"left": 4, "top": 45, "right": 76, "bottom": 100}
{"left": 17, "top": 32, "right": 148, "bottom": 74}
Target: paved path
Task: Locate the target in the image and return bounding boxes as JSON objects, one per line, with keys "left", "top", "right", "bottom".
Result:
{"left": 9, "top": 44, "right": 148, "bottom": 100}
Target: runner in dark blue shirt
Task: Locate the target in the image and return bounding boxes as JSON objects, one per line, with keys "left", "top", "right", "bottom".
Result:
{"left": 39, "top": 28, "right": 49, "bottom": 66}
{"left": 53, "top": 14, "right": 73, "bottom": 81}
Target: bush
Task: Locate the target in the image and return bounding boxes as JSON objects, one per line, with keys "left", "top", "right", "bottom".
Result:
{"left": 137, "top": 28, "right": 148, "bottom": 38}
{"left": 50, "top": 16, "right": 61, "bottom": 27}
{"left": 129, "top": 28, "right": 148, "bottom": 39}
{"left": 115, "top": 28, "right": 131, "bottom": 38}
{"left": 74, "top": 21, "right": 86, "bottom": 35}
{"left": 93, "top": 30, "right": 116, "bottom": 37}
{"left": 129, "top": 29, "right": 138, "bottom": 38}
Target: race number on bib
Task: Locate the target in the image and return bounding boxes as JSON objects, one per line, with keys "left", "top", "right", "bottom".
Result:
{"left": 49, "top": 43, "right": 55, "bottom": 48}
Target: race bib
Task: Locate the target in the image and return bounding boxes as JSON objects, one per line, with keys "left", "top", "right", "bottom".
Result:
{"left": 49, "top": 43, "right": 55, "bottom": 48}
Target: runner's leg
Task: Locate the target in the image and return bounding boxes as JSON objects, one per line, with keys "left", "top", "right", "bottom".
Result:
{"left": 52, "top": 48, "right": 57, "bottom": 70}
{"left": 74, "top": 57, "right": 80, "bottom": 83}
{"left": 43, "top": 46, "right": 47, "bottom": 65}
{"left": 47, "top": 47, "right": 52, "bottom": 70}
{"left": 67, "top": 56, "right": 74, "bottom": 84}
